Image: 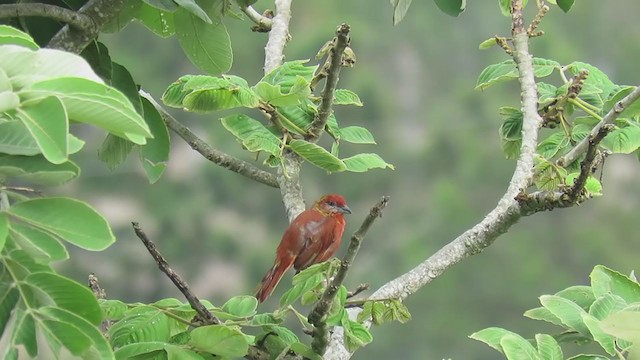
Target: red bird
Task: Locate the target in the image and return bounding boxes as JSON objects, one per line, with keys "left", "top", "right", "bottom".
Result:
{"left": 256, "top": 194, "right": 351, "bottom": 303}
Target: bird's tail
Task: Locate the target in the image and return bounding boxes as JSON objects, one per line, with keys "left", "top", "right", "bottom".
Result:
{"left": 255, "top": 259, "right": 291, "bottom": 303}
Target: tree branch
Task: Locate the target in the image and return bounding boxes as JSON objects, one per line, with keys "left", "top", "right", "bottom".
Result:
{"left": 306, "top": 24, "right": 351, "bottom": 141}
{"left": 308, "top": 197, "right": 389, "bottom": 355}
{"left": 47, "top": 0, "right": 125, "bottom": 53}
{"left": 324, "top": 1, "right": 545, "bottom": 357}
{"left": 557, "top": 85, "right": 640, "bottom": 167}
{"left": 132, "top": 222, "right": 220, "bottom": 325}
{"left": 566, "top": 124, "right": 613, "bottom": 202}
{"left": 263, "top": 0, "right": 292, "bottom": 74}
{"left": 0, "top": 3, "right": 94, "bottom": 30}
{"left": 240, "top": 5, "right": 272, "bottom": 32}
{"left": 139, "top": 91, "right": 279, "bottom": 188}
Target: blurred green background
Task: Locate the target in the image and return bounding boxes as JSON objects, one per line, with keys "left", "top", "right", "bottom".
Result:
{"left": 56, "top": 1, "right": 640, "bottom": 359}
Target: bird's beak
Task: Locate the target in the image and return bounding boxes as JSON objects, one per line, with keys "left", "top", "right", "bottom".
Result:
{"left": 338, "top": 205, "right": 352, "bottom": 214}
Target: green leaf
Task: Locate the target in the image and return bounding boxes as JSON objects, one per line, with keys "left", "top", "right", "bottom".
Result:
{"left": 538, "top": 132, "right": 570, "bottom": 159}
{"left": 603, "top": 86, "right": 640, "bottom": 118}
{"left": 266, "top": 325, "right": 299, "bottom": 345}
{"left": 334, "top": 89, "right": 363, "bottom": 106}
{"left": 174, "top": 7, "right": 231, "bottom": 75}
{"left": 433, "top": 0, "right": 466, "bottom": 17}
{"left": 339, "top": 126, "right": 376, "bottom": 144}
{"left": 292, "top": 261, "right": 333, "bottom": 285}
{"left": 280, "top": 273, "right": 324, "bottom": 307}
{"left": 34, "top": 312, "right": 93, "bottom": 356}
{"left": 601, "top": 126, "right": 640, "bottom": 154}
{"left": 7, "top": 197, "right": 115, "bottom": 251}
{"left": 10, "top": 308, "right": 37, "bottom": 357}
{"left": 540, "top": 295, "right": 590, "bottom": 336}
{"left": 582, "top": 313, "right": 616, "bottom": 355}
{"left": 385, "top": 299, "right": 411, "bottom": 324}
{"left": 139, "top": 97, "right": 170, "bottom": 183}
{"left": 533, "top": 58, "right": 560, "bottom": 78}
{"left": 0, "top": 91, "right": 20, "bottom": 113}
{"left": 501, "top": 334, "right": 540, "bottom": 360}
{"left": 174, "top": 0, "right": 212, "bottom": 23}
{"left": 254, "top": 76, "right": 310, "bottom": 107}
{"left": 98, "top": 134, "right": 134, "bottom": 170}
{"left": 476, "top": 60, "right": 517, "bottom": 91}
{"left": 556, "top": 285, "right": 596, "bottom": 311}
{"left": 589, "top": 295, "right": 626, "bottom": 321}
{"left": 80, "top": 41, "right": 113, "bottom": 82}
{"left": 109, "top": 306, "right": 171, "bottom": 348}
{"left": 470, "top": 327, "right": 525, "bottom": 354}
{"left": 557, "top": 0, "right": 575, "bottom": 12}
{"left": 100, "top": 299, "right": 129, "bottom": 321}
{"left": 524, "top": 307, "right": 564, "bottom": 326}
{"left": 111, "top": 62, "right": 143, "bottom": 115}
{"left": 499, "top": 107, "right": 523, "bottom": 141}
{"left": 498, "top": 0, "right": 511, "bottom": 16}
{"left": 221, "top": 296, "right": 258, "bottom": 318}
{"left": 188, "top": 324, "right": 250, "bottom": 358}
{"left": 134, "top": 3, "right": 176, "bottom": 38}
{"left": 165, "top": 345, "right": 205, "bottom": 360}
{"left": 0, "top": 155, "right": 79, "bottom": 185}
{"left": 182, "top": 84, "right": 260, "bottom": 112}
{"left": 601, "top": 311, "right": 640, "bottom": 342}
{"left": 0, "top": 25, "right": 39, "bottom": 50}
{"left": 260, "top": 60, "right": 317, "bottom": 93}
{"left": 114, "top": 342, "right": 166, "bottom": 359}
{"left": 343, "top": 153, "right": 394, "bottom": 172}
{"left": 0, "top": 270, "right": 19, "bottom": 335}
{"left": 25, "top": 272, "right": 102, "bottom": 325}
{"left": 161, "top": 75, "right": 193, "bottom": 107}
{"left": 501, "top": 138, "right": 521, "bottom": 159}
{"left": 16, "top": 97, "right": 68, "bottom": 164}
{"left": 220, "top": 114, "right": 282, "bottom": 157}
{"left": 342, "top": 318, "right": 373, "bottom": 351}
{"left": 567, "top": 62, "right": 616, "bottom": 99}
{"left": 390, "top": 0, "right": 413, "bottom": 24}
{"left": 535, "top": 334, "right": 563, "bottom": 360}
{"left": 288, "top": 139, "right": 346, "bottom": 172}
{"left": 143, "top": 0, "right": 179, "bottom": 12}
{"left": 538, "top": 82, "right": 558, "bottom": 107}
{"left": 479, "top": 37, "right": 498, "bottom": 50}
{"left": 0, "top": 213, "right": 7, "bottom": 251}
{"left": 9, "top": 223, "right": 69, "bottom": 263}
{"left": 590, "top": 265, "right": 640, "bottom": 303}
{"left": 289, "top": 342, "right": 322, "bottom": 360}
{"left": 249, "top": 313, "right": 281, "bottom": 327}
{"left": 276, "top": 102, "right": 315, "bottom": 135}
{"left": 20, "top": 77, "right": 152, "bottom": 143}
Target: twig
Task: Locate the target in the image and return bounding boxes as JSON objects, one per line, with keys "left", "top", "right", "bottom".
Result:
{"left": 346, "top": 284, "right": 369, "bottom": 299}
{"left": 88, "top": 273, "right": 111, "bottom": 333}
{"left": 308, "top": 196, "right": 389, "bottom": 355}
{"left": 0, "top": 4, "right": 94, "bottom": 30}
{"left": 566, "top": 124, "right": 613, "bottom": 201}
{"left": 527, "top": 3, "right": 548, "bottom": 36}
{"left": 139, "top": 90, "right": 279, "bottom": 188}
{"left": 557, "top": 85, "right": 640, "bottom": 167}
{"left": 131, "top": 222, "right": 220, "bottom": 325}
{"left": 47, "top": 0, "right": 125, "bottom": 53}
{"left": 307, "top": 24, "right": 351, "bottom": 141}
{"left": 240, "top": 5, "right": 272, "bottom": 32}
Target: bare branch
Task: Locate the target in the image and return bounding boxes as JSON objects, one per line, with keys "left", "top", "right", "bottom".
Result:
{"left": 566, "top": 124, "right": 613, "bottom": 202}
{"left": 0, "top": 4, "right": 94, "bottom": 30}
{"left": 306, "top": 24, "right": 351, "bottom": 141}
{"left": 132, "top": 222, "right": 220, "bottom": 325}
{"left": 263, "top": 0, "right": 292, "bottom": 73}
{"left": 308, "top": 197, "right": 389, "bottom": 355}
{"left": 557, "top": 85, "right": 640, "bottom": 167}
{"left": 139, "top": 91, "right": 279, "bottom": 188}
{"left": 47, "top": 0, "right": 125, "bottom": 53}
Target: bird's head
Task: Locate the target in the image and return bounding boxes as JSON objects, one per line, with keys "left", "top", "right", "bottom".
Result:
{"left": 315, "top": 194, "right": 352, "bottom": 215}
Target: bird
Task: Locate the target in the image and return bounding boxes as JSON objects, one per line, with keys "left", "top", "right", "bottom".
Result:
{"left": 255, "top": 194, "right": 351, "bottom": 303}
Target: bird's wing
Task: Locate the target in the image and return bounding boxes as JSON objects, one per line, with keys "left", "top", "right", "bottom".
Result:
{"left": 293, "top": 215, "right": 338, "bottom": 270}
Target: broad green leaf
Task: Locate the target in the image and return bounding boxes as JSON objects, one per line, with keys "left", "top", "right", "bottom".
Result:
{"left": 16, "top": 97, "right": 68, "bottom": 164}
{"left": 182, "top": 85, "right": 259, "bottom": 112}
{"left": 102, "top": 0, "right": 141, "bottom": 33}
{"left": 603, "top": 86, "right": 640, "bottom": 118}
{"left": 533, "top": 58, "right": 560, "bottom": 78}
{"left": 538, "top": 132, "right": 569, "bottom": 159}
{"left": 540, "top": 295, "right": 590, "bottom": 336}
{"left": 557, "top": 0, "right": 575, "bottom": 12}
{"left": 25, "top": 272, "right": 102, "bottom": 325}
{"left": 479, "top": 38, "right": 498, "bottom": 50}
{"left": 280, "top": 273, "right": 324, "bottom": 307}
{"left": 109, "top": 306, "right": 171, "bottom": 348}
{"left": 249, "top": 313, "right": 281, "bottom": 327}
{"left": 601, "top": 311, "right": 640, "bottom": 342}
{"left": 534, "top": 158, "right": 566, "bottom": 191}
{"left": 0, "top": 213, "right": 7, "bottom": 251}
{"left": 162, "top": 75, "right": 193, "bottom": 107}
{"left": 0, "top": 25, "right": 38, "bottom": 49}
{"left": 501, "top": 334, "right": 540, "bottom": 360}
{"left": 590, "top": 265, "right": 640, "bottom": 303}
{"left": 601, "top": 126, "right": 640, "bottom": 154}
{"left": 276, "top": 102, "right": 315, "bottom": 135}
{"left": 571, "top": 123, "right": 592, "bottom": 143}
{"left": 289, "top": 342, "right": 322, "bottom": 360}
{"left": 0, "top": 155, "right": 79, "bottom": 185}
{"left": 139, "top": 97, "right": 170, "bottom": 183}
{"left": 498, "top": 0, "right": 511, "bottom": 16}
{"left": 35, "top": 315, "right": 92, "bottom": 356}
{"left": 342, "top": 317, "right": 373, "bottom": 351}
{"left": 188, "top": 324, "right": 250, "bottom": 358}
{"left": 260, "top": 60, "right": 317, "bottom": 93}
{"left": 288, "top": 139, "right": 346, "bottom": 172}
{"left": 567, "top": 62, "right": 616, "bottom": 99}
{"left": 0, "top": 121, "right": 82, "bottom": 156}
{"left": 535, "top": 334, "right": 562, "bottom": 360}
{"left": 470, "top": 327, "right": 525, "bottom": 354}
{"left": 0, "top": 269, "right": 19, "bottom": 334}
{"left": 265, "top": 326, "right": 299, "bottom": 345}
{"left": 582, "top": 313, "right": 616, "bottom": 355}
{"left": 143, "top": 0, "right": 179, "bottom": 12}
{"left": 10, "top": 308, "right": 37, "bottom": 357}
{"left": 220, "top": 114, "right": 282, "bottom": 157}
{"left": 434, "top": 0, "right": 466, "bottom": 17}
{"left": 384, "top": 299, "right": 411, "bottom": 324}
{"left": 100, "top": 299, "right": 129, "bottom": 321}
{"left": 292, "top": 261, "right": 332, "bottom": 285}
{"left": 9, "top": 223, "right": 69, "bottom": 263}
{"left": 538, "top": 82, "right": 558, "bottom": 107}
{"left": 476, "top": 60, "right": 517, "bottom": 91}
{"left": 339, "top": 126, "right": 376, "bottom": 144}
{"left": 8, "top": 197, "right": 115, "bottom": 251}
{"left": 174, "top": 0, "right": 212, "bottom": 23}
{"left": 254, "top": 76, "right": 310, "bottom": 107}
{"left": 343, "top": 153, "right": 394, "bottom": 172}
{"left": 391, "top": 0, "right": 413, "bottom": 24}
{"left": 357, "top": 300, "right": 387, "bottom": 325}
{"left": 20, "top": 77, "right": 152, "bottom": 143}
{"left": 524, "top": 307, "right": 563, "bottom": 326}
{"left": 334, "top": 89, "right": 363, "bottom": 106}
{"left": 556, "top": 285, "right": 596, "bottom": 311}
{"left": 39, "top": 306, "right": 114, "bottom": 360}
{"left": 98, "top": 134, "right": 134, "bottom": 170}
{"left": 111, "top": 62, "right": 143, "bottom": 115}
{"left": 221, "top": 295, "right": 258, "bottom": 318}
{"left": 174, "top": 7, "right": 231, "bottom": 75}
{"left": 114, "top": 342, "right": 165, "bottom": 359}
{"left": 134, "top": 3, "right": 176, "bottom": 38}
{"left": 566, "top": 174, "right": 602, "bottom": 196}
{"left": 499, "top": 107, "right": 523, "bottom": 141}
{"left": 80, "top": 41, "right": 113, "bottom": 82}
{"left": 0, "top": 91, "right": 19, "bottom": 113}
{"left": 501, "top": 138, "right": 521, "bottom": 159}
{"left": 165, "top": 345, "right": 204, "bottom": 360}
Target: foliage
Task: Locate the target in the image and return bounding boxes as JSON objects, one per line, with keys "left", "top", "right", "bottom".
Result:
{"left": 471, "top": 265, "right": 640, "bottom": 360}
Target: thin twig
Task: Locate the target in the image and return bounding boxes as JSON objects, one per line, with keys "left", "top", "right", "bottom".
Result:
{"left": 139, "top": 91, "right": 279, "bottom": 188}
{"left": 308, "top": 196, "right": 389, "bottom": 355}
{"left": 47, "top": 0, "right": 125, "bottom": 53}
{"left": 307, "top": 24, "right": 351, "bottom": 141}
{"left": 557, "top": 85, "right": 640, "bottom": 166}
{"left": 566, "top": 124, "right": 613, "bottom": 202}
{"left": 346, "top": 283, "right": 369, "bottom": 299}
{"left": 131, "top": 222, "right": 220, "bottom": 325}
{"left": 240, "top": 5, "right": 272, "bottom": 32}
{"left": 0, "top": 3, "right": 94, "bottom": 30}
{"left": 88, "top": 273, "right": 111, "bottom": 333}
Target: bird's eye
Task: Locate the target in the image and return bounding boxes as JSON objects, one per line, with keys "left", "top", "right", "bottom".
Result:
{"left": 327, "top": 201, "right": 336, "bottom": 206}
